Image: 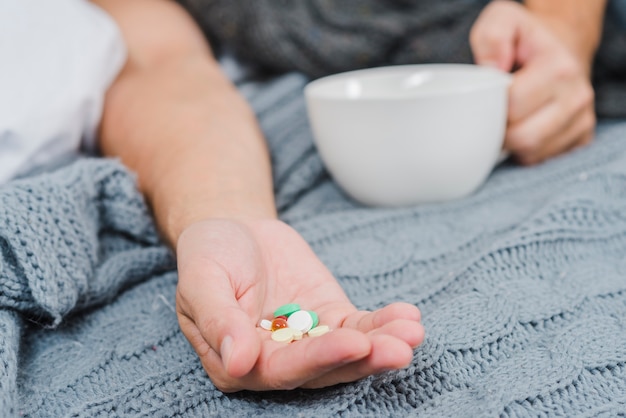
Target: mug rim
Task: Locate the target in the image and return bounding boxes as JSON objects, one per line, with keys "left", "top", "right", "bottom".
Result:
{"left": 304, "top": 63, "right": 512, "bottom": 102}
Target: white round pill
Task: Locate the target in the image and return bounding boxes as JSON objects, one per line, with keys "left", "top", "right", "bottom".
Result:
{"left": 259, "top": 319, "right": 272, "bottom": 330}
{"left": 308, "top": 325, "right": 330, "bottom": 337}
{"left": 271, "top": 327, "right": 296, "bottom": 343}
{"left": 287, "top": 310, "right": 314, "bottom": 333}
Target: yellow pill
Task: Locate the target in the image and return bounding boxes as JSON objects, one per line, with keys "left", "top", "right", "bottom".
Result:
{"left": 292, "top": 330, "right": 303, "bottom": 341}
{"left": 307, "top": 325, "right": 330, "bottom": 337}
{"left": 271, "top": 327, "right": 296, "bottom": 343}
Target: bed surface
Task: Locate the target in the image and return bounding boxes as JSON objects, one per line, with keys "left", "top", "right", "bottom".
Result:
{"left": 2, "top": 73, "right": 626, "bottom": 417}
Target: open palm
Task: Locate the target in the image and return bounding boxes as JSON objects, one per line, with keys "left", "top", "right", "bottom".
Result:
{"left": 176, "top": 218, "right": 424, "bottom": 392}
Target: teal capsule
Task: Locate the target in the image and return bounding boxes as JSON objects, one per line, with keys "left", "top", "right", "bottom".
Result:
{"left": 273, "top": 303, "right": 301, "bottom": 318}
{"left": 308, "top": 310, "right": 319, "bottom": 328}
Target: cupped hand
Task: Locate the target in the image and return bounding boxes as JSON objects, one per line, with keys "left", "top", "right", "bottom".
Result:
{"left": 175, "top": 218, "right": 424, "bottom": 392}
{"left": 470, "top": 1, "right": 596, "bottom": 165}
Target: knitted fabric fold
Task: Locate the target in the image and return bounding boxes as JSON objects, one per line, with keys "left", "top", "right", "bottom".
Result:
{"left": 0, "top": 160, "right": 175, "bottom": 416}
{"left": 0, "top": 159, "right": 174, "bottom": 327}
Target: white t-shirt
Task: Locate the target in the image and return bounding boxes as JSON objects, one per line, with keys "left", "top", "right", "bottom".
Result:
{"left": 0, "top": 0, "right": 126, "bottom": 183}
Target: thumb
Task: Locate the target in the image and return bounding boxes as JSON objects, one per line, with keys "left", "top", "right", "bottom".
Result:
{"left": 177, "top": 263, "right": 261, "bottom": 379}
{"left": 469, "top": 1, "right": 524, "bottom": 72}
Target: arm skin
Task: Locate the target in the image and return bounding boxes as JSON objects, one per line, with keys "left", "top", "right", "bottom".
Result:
{"left": 524, "top": 0, "right": 607, "bottom": 72}
{"left": 471, "top": 0, "right": 608, "bottom": 165}
{"left": 90, "top": 0, "right": 277, "bottom": 244}
{"left": 90, "top": 0, "right": 424, "bottom": 392}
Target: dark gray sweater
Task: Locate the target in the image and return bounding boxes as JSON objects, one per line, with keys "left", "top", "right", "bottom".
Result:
{"left": 179, "top": 0, "right": 626, "bottom": 118}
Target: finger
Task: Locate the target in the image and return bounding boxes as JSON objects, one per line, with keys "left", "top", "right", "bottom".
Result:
{"left": 517, "top": 108, "right": 595, "bottom": 165}
{"left": 368, "top": 318, "right": 425, "bottom": 349}
{"left": 202, "top": 314, "right": 423, "bottom": 392}
{"left": 177, "top": 262, "right": 261, "bottom": 379}
{"left": 470, "top": 1, "right": 524, "bottom": 71}
{"left": 505, "top": 98, "right": 566, "bottom": 160}
{"left": 302, "top": 320, "right": 425, "bottom": 389}
{"left": 341, "top": 302, "right": 421, "bottom": 332}
{"left": 177, "top": 314, "right": 259, "bottom": 394}
{"left": 507, "top": 76, "right": 594, "bottom": 165}
{"left": 507, "top": 59, "right": 555, "bottom": 124}
{"left": 264, "top": 328, "right": 372, "bottom": 389}
{"left": 535, "top": 108, "right": 595, "bottom": 163}
{"left": 301, "top": 333, "right": 415, "bottom": 389}
{"left": 204, "top": 327, "right": 373, "bottom": 391}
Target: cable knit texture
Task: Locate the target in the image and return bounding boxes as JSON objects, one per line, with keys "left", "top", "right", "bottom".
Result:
{"left": 4, "top": 73, "right": 626, "bottom": 416}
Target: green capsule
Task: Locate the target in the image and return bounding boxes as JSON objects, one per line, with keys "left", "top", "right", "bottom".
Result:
{"left": 273, "top": 303, "right": 300, "bottom": 318}
{"left": 308, "top": 310, "right": 319, "bottom": 328}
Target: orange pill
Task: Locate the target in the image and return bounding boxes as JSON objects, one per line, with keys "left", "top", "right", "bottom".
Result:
{"left": 271, "top": 317, "right": 288, "bottom": 331}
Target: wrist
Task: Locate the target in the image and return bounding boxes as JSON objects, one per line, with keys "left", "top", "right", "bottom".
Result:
{"left": 161, "top": 197, "right": 278, "bottom": 248}
{"left": 147, "top": 160, "right": 278, "bottom": 246}
{"left": 524, "top": 0, "right": 607, "bottom": 73}
{"left": 536, "top": 15, "right": 599, "bottom": 73}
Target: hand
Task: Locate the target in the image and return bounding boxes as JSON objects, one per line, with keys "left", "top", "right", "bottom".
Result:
{"left": 175, "top": 218, "right": 424, "bottom": 392}
{"left": 470, "top": 1, "right": 596, "bottom": 165}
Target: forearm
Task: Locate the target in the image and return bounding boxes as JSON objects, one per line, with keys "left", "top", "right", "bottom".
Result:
{"left": 92, "top": 0, "right": 276, "bottom": 246}
{"left": 524, "top": 0, "right": 607, "bottom": 67}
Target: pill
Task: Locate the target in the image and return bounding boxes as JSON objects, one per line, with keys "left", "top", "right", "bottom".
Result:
{"left": 308, "top": 325, "right": 330, "bottom": 337}
{"left": 287, "top": 310, "right": 313, "bottom": 333}
{"left": 259, "top": 319, "right": 272, "bottom": 330}
{"left": 293, "top": 330, "right": 303, "bottom": 341}
{"left": 271, "top": 317, "right": 289, "bottom": 331}
{"left": 273, "top": 303, "right": 301, "bottom": 318}
{"left": 271, "top": 327, "right": 296, "bottom": 343}
{"left": 308, "top": 310, "right": 319, "bottom": 328}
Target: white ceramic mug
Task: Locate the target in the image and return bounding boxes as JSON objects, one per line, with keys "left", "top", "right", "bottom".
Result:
{"left": 304, "top": 64, "right": 512, "bottom": 207}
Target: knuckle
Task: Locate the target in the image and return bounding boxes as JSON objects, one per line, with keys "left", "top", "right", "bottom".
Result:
{"left": 577, "top": 84, "right": 595, "bottom": 110}
{"left": 553, "top": 58, "right": 580, "bottom": 81}
{"left": 507, "top": 128, "right": 539, "bottom": 155}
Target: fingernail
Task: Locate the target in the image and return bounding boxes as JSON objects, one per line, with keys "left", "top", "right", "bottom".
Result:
{"left": 220, "top": 335, "right": 233, "bottom": 371}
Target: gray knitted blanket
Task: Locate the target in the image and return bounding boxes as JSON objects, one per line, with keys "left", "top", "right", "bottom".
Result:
{"left": 3, "top": 72, "right": 626, "bottom": 417}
